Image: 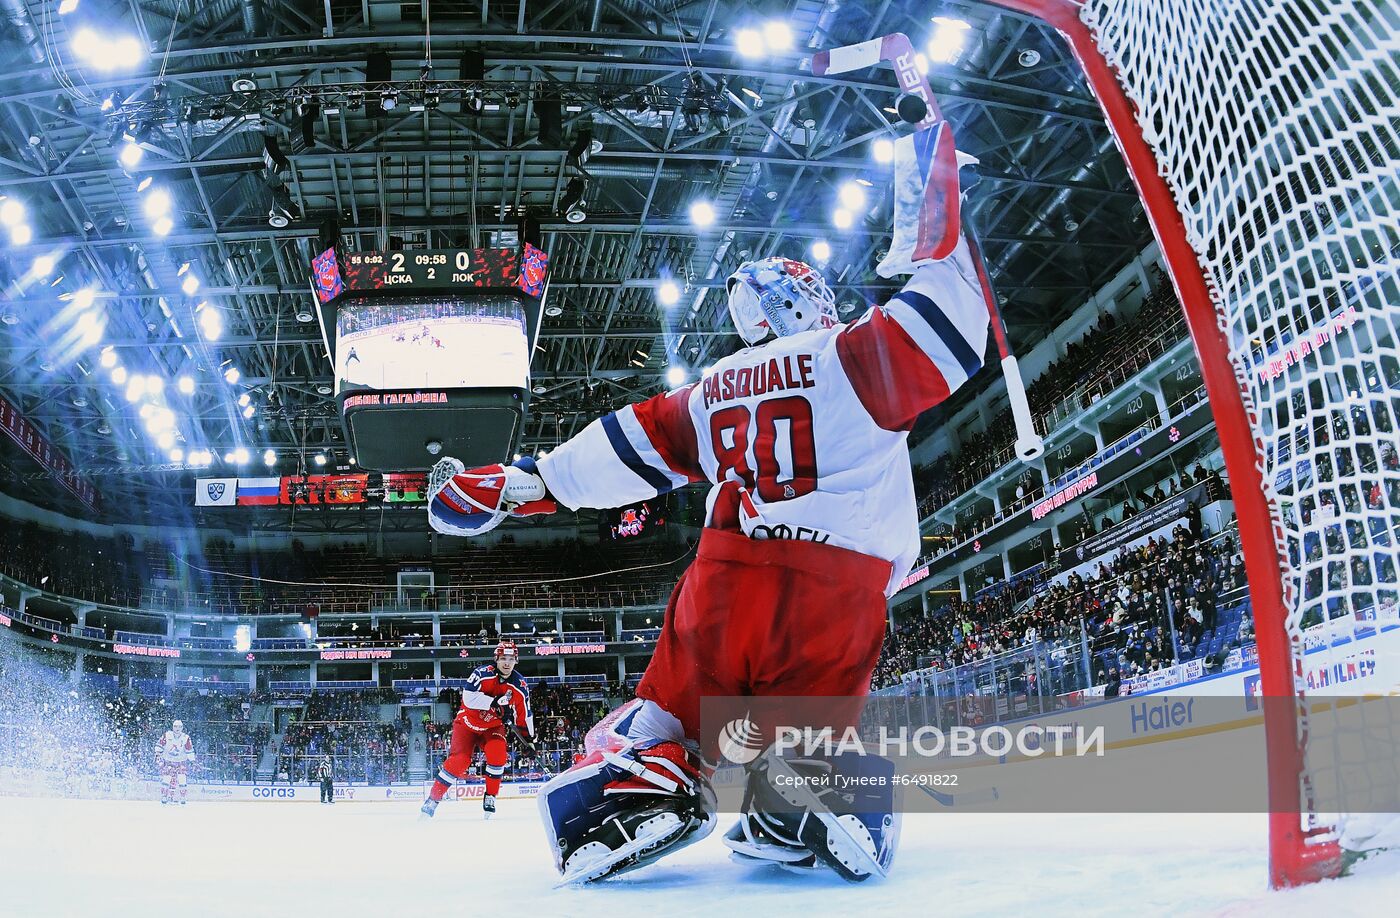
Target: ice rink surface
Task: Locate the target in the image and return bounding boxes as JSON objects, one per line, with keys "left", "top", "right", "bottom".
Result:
{"left": 1, "top": 796, "right": 1396, "bottom": 917}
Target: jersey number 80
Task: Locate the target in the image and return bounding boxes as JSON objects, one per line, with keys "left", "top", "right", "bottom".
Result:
{"left": 708, "top": 395, "right": 818, "bottom": 502}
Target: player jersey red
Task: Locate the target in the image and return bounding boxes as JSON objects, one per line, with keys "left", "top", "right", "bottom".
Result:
{"left": 457, "top": 663, "right": 534, "bottom": 738}
{"left": 536, "top": 243, "right": 989, "bottom": 595}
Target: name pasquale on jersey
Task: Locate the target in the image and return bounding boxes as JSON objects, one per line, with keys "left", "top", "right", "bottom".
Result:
{"left": 702, "top": 353, "right": 817, "bottom": 409}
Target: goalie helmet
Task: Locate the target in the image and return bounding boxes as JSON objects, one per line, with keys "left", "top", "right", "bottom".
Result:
{"left": 726, "top": 257, "right": 838, "bottom": 346}
{"left": 172, "top": 720, "right": 184, "bottom": 734}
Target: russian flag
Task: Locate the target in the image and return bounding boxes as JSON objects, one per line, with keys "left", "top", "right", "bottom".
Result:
{"left": 236, "top": 477, "right": 282, "bottom": 506}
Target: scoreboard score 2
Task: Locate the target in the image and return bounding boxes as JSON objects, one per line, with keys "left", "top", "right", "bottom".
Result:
{"left": 313, "top": 246, "right": 549, "bottom": 302}
{"left": 309, "top": 245, "right": 551, "bottom": 471}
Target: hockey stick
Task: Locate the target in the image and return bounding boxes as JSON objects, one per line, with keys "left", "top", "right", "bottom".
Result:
{"left": 917, "top": 781, "right": 1000, "bottom": 808}
{"left": 499, "top": 708, "right": 536, "bottom": 756}
{"left": 814, "top": 33, "right": 1045, "bottom": 462}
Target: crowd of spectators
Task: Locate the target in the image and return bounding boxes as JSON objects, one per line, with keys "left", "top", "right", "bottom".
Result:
{"left": 0, "top": 523, "right": 146, "bottom": 607}
{"left": 872, "top": 514, "right": 1249, "bottom": 694}
{"left": 914, "top": 270, "right": 1187, "bottom": 518}
{"left": 0, "top": 521, "right": 690, "bottom": 619}
{"left": 277, "top": 690, "right": 409, "bottom": 784}
{"left": 914, "top": 459, "right": 1226, "bottom": 574}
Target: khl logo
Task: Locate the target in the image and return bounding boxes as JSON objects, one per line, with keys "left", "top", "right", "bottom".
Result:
{"left": 717, "top": 716, "right": 764, "bottom": 765}
{"left": 207, "top": 482, "right": 226, "bottom": 501}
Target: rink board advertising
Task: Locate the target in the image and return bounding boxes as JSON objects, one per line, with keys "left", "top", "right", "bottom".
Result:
{"left": 699, "top": 625, "right": 1400, "bottom": 814}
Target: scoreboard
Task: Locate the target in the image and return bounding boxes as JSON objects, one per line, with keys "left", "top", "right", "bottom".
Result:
{"left": 312, "top": 247, "right": 549, "bottom": 302}
{"left": 310, "top": 245, "right": 551, "bottom": 472}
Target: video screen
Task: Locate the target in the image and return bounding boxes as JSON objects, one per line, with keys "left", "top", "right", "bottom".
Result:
{"left": 335, "top": 294, "right": 529, "bottom": 394}
{"left": 601, "top": 500, "right": 666, "bottom": 541}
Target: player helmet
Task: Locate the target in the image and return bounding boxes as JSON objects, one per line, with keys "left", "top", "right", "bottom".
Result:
{"left": 726, "top": 257, "right": 838, "bottom": 346}
{"left": 494, "top": 640, "right": 519, "bottom": 662}
{"left": 172, "top": 720, "right": 184, "bottom": 733}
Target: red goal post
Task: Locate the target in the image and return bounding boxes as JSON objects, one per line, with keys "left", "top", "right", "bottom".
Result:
{"left": 987, "top": 0, "right": 1398, "bottom": 889}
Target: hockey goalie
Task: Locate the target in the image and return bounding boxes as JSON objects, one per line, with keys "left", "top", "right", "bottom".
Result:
{"left": 427, "top": 136, "right": 988, "bottom": 883}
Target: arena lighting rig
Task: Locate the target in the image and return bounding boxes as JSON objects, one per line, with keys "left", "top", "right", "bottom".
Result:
{"left": 103, "top": 79, "right": 733, "bottom": 137}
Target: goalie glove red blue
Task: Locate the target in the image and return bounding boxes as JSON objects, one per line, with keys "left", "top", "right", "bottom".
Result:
{"left": 427, "top": 457, "right": 556, "bottom": 537}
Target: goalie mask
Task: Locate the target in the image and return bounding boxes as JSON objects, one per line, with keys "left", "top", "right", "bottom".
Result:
{"left": 726, "top": 257, "right": 838, "bottom": 346}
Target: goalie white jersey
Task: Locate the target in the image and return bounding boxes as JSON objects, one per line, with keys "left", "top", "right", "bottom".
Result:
{"left": 156, "top": 730, "right": 194, "bottom": 764}
{"left": 537, "top": 240, "right": 989, "bottom": 595}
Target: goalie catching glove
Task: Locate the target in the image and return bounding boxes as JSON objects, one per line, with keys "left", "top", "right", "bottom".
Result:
{"left": 427, "top": 457, "right": 557, "bottom": 537}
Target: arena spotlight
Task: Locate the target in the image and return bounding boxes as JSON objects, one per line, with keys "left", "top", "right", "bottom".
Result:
{"left": 119, "top": 141, "right": 143, "bottom": 168}
{"left": 152, "top": 215, "right": 174, "bottom": 236}
{"left": 565, "top": 130, "right": 597, "bottom": 173}
{"left": 234, "top": 625, "right": 252, "bottom": 652}
{"left": 832, "top": 208, "right": 854, "bottom": 229}
{"left": 314, "top": 453, "right": 327, "bottom": 466}
{"left": 232, "top": 447, "right": 250, "bottom": 464}
{"left": 688, "top": 199, "right": 716, "bottom": 228}
{"left": 144, "top": 190, "right": 170, "bottom": 219}
{"left": 0, "top": 198, "right": 22, "bottom": 226}
{"left": 75, "top": 311, "right": 103, "bottom": 346}
{"left": 30, "top": 254, "right": 56, "bottom": 277}
{"left": 58, "top": 0, "right": 79, "bottom": 13}
{"left": 657, "top": 280, "right": 681, "bottom": 307}
{"left": 838, "top": 180, "right": 868, "bottom": 210}
{"left": 177, "top": 375, "right": 195, "bottom": 394}
{"left": 666, "top": 366, "right": 687, "bottom": 387}
{"left": 156, "top": 430, "right": 175, "bottom": 450}
{"left": 9, "top": 223, "right": 32, "bottom": 246}
{"left": 735, "top": 28, "right": 763, "bottom": 58}
{"left": 180, "top": 274, "right": 200, "bottom": 295}
{"left": 810, "top": 239, "right": 831, "bottom": 262}
{"left": 71, "top": 287, "right": 96, "bottom": 309}
{"left": 169, "top": 447, "right": 184, "bottom": 463}
{"left": 242, "top": 404, "right": 255, "bottom": 419}
{"left": 560, "top": 177, "right": 588, "bottom": 224}
{"left": 928, "top": 16, "right": 972, "bottom": 64}
{"left": 263, "top": 449, "right": 276, "bottom": 467}
{"left": 111, "top": 365, "right": 128, "bottom": 385}
{"left": 146, "top": 376, "right": 164, "bottom": 396}
{"left": 136, "top": 176, "right": 153, "bottom": 192}
{"left": 223, "top": 366, "right": 241, "bottom": 384}
{"left": 100, "top": 348, "right": 117, "bottom": 368}
{"left": 762, "top": 20, "right": 794, "bottom": 52}
{"left": 199, "top": 307, "right": 223, "bottom": 341}
{"left": 872, "top": 137, "right": 895, "bottom": 163}
{"left": 238, "top": 392, "right": 251, "bottom": 407}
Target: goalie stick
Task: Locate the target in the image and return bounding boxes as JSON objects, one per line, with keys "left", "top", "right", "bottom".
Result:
{"left": 813, "top": 33, "right": 1045, "bottom": 461}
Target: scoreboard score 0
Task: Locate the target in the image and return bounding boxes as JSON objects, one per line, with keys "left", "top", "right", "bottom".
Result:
{"left": 309, "top": 244, "right": 551, "bottom": 471}
{"left": 312, "top": 246, "right": 549, "bottom": 302}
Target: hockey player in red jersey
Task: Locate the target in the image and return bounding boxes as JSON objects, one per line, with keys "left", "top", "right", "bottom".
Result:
{"left": 427, "top": 147, "right": 987, "bottom": 882}
{"left": 419, "top": 641, "right": 534, "bottom": 820}
{"left": 155, "top": 720, "right": 194, "bottom": 806}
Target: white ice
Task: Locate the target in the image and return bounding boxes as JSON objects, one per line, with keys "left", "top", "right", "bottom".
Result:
{"left": 1, "top": 796, "right": 1396, "bottom": 917}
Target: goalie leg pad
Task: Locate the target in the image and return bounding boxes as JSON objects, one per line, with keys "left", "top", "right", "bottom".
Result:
{"left": 745, "top": 749, "right": 901, "bottom": 882}
{"left": 540, "top": 700, "right": 715, "bottom": 883}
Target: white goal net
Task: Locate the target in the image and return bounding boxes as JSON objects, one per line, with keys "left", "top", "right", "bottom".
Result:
{"left": 1015, "top": 0, "right": 1399, "bottom": 884}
